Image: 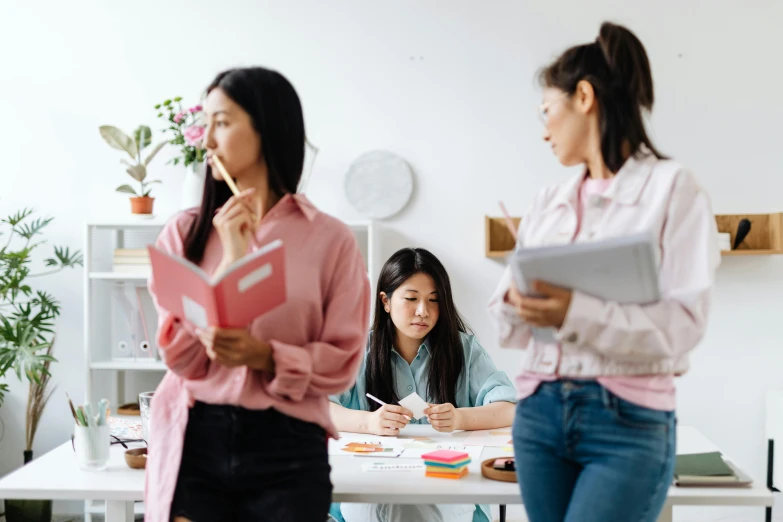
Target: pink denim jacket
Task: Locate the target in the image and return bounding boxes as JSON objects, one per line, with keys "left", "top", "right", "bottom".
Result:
{"left": 488, "top": 149, "right": 720, "bottom": 378}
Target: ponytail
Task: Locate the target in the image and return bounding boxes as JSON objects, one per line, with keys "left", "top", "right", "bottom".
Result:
{"left": 538, "top": 22, "right": 665, "bottom": 172}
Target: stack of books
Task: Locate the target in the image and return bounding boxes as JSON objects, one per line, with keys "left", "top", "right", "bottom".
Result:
{"left": 674, "top": 452, "right": 752, "bottom": 487}
{"left": 113, "top": 248, "right": 151, "bottom": 274}
{"left": 422, "top": 449, "right": 471, "bottom": 479}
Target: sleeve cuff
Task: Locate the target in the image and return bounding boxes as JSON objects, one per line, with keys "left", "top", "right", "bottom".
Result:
{"left": 499, "top": 302, "right": 524, "bottom": 325}
{"left": 481, "top": 385, "right": 518, "bottom": 405}
{"left": 267, "top": 340, "right": 313, "bottom": 402}
{"left": 555, "top": 290, "right": 602, "bottom": 346}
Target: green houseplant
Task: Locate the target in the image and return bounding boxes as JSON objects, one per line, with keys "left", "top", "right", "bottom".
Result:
{"left": 99, "top": 124, "right": 167, "bottom": 214}
{"left": 0, "top": 209, "right": 82, "bottom": 522}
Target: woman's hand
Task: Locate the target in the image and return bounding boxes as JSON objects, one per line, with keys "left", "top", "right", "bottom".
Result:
{"left": 367, "top": 405, "right": 413, "bottom": 436}
{"left": 506, "top": 280, "right": 572, "bottom": 328}
{"left": 212, "top": 187, "right": 258, "bottom": 270}
{"left": 424, "top": 403, "right": 463, "bottom": 433}
{"left": 196, "top": 327, "right": 273, "bottom": 372}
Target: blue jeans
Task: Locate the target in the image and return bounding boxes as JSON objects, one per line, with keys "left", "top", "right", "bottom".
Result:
{"left": 512, "top": 380, "right": 675, "bottom": 522}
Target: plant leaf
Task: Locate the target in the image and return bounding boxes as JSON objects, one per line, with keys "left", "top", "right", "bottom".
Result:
{"left": 16, "top": 217, "right": 52, "bottom": 240}
{"left": 116, "top": 184, "right": 137, "bottom": 195}
{"left": 126, "top": 164, "right": 147, "bottom": 182}
{"left": 134, "top": 125, "right": 152, "bottom": 151}
{"left": 2, "top": 208, "right": 33, "bottom": 226}
{"left": 48, "top": 247, "right": 83, "bottom": 269}
{"left": 143, "top": 142, "right": 167, "bottom": 166}
{"left": 99, "top": 125, "right": 137, "bottom": 159}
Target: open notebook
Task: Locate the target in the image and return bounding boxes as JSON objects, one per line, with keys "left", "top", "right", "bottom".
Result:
{"left": 147, "top": 240, "right": 286, "bottom": 328}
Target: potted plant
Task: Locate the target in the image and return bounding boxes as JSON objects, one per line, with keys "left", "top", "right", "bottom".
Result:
{"left": 0, "top": 209, "right": 82, "bottom": 522}
{"left": 99, "top": 124, "right": 167, "bottom": 214}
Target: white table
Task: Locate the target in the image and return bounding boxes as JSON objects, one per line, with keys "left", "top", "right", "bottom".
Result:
{"left": 0, "top": 425, "right": 772, "bottom": 522}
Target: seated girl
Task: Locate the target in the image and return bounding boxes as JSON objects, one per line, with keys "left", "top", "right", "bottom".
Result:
{"left": 329, "top": 247, "right": 516, "bottom": 522}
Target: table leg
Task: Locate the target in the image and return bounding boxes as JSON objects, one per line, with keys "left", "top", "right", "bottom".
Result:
{"left": 106, "top": 500, "right": 134, "bottom": 522}
{"left": 499, "top": 504, "right": 506, "bottom": 522}
{"left": 656, "top": 504, "right": 673, "bottom": 522}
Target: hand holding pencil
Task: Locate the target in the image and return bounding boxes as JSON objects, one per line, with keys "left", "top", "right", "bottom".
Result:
{"left": 209, "top": 154, "right": 261, "bottom": 269}
{"left": 210, "top": 154, "right": 260, "bottom": 223}
{"left": 365, "top": 393, "right": 413, "bottom": 436}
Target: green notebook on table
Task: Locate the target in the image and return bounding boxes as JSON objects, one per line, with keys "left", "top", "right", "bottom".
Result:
{"left": 674, "top": 452, "right": 751, "bottom": 487}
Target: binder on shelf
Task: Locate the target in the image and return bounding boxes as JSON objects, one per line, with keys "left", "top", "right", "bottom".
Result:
{"left": 134, "top": 286, "right": 158, "bottom": 360}
{"left": 110, "top": 285, "right": 143, "bottom": 361}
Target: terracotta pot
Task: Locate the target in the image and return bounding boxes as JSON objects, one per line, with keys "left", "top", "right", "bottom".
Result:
{"left": 130, "top": 196, "right": 154, "bottom": 214}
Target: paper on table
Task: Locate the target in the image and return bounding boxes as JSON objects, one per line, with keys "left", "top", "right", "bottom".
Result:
{"left": 463, "top": 428, "right": 513, "bottom": 447}
{"left": 362, "top": 461, "right": 426, "bottom": 472}
{"left": 402, "top": 443, "right": 483, "bottom": 463}
{"left": 351, "top": 445, "right": 404, "bottom": 458}
{"left": 328, "top": 434, "right": 402, "bottom": 456}
{"left": 398, "top": 392, "right": 429, "bottom": 420}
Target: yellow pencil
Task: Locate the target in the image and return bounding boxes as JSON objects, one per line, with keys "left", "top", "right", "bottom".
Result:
{"left": 210, "top": 155, "right": 259, "bottom": 222}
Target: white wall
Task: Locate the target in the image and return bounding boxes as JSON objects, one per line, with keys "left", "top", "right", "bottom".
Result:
{"left": 1, "top": 1, "right": 782, "bottom": 519}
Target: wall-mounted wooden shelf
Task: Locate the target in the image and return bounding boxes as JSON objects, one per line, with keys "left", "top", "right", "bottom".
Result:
{"left": 485, "top": 215, "right": 520, "bottom": 258}
{"left": 716, "top": 213, "right": 783, "bottom": 256}
{"left": 484, "top": 213, "right": 783, "bottom": 258}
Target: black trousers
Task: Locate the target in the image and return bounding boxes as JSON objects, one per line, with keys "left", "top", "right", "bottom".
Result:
{"left": 170, "top": 402, "right": 332, "bottom": 521}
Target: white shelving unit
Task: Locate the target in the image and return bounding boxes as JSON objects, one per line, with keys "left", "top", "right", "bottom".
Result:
{"left": 83, "top": 219, "right": 167, "bottom": 522}
{"left": 84, "top": 219, "right": 168, "bottom": 404}
{"left": 83, "top": 216, "right": 376, "bottom": 520}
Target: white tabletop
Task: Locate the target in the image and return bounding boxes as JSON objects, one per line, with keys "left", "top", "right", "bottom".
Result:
{"left": 0, "top": 440, "right": 144, "bottom": 501}
{"left": 0, "top": 425, "right": 773, "bottom": 509}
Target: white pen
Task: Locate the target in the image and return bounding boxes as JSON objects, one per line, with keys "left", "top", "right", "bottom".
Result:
{"left": 365, "top": 393, "right": 412, "bottom": 421}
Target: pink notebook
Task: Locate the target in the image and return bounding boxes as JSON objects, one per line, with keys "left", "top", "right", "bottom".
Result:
{"left": 147, "top": 240, "right": 286, "bottom": 328}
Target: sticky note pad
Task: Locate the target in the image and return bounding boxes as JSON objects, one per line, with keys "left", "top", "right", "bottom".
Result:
{"left": 426, "top": 468, "right": 469, "bottom": 479}
{"left": 421, "top": 449, "right": 470, "bottom": 463}
{"left": 398, "top": 392, "right": 429, "bottom": 420}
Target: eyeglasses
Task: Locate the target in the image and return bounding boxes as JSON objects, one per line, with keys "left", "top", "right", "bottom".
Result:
{"left": 537, "top": 92, "right": 570, "bottom": 126}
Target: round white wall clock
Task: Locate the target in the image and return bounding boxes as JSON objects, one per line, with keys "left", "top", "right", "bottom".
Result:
{"left": 344, "top": 150, "right": 414, "bottom": 219}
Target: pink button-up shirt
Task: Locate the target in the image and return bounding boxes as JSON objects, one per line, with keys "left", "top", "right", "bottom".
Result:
{"left": 144, "top": 194, "right": 371, "bottom": 522}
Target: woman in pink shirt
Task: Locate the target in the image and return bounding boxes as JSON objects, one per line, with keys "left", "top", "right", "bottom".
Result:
{"left": 488, "top": 23, "right": 719, "bottom": 522}
{"left": 145, "top": 67, "right": 370, "bottom": 522}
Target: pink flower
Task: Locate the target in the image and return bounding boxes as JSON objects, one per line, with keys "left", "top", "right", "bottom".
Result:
{"left": 184, "top": 125, "right": 205, "bottom": 146}
{"left": 173, "top": 112, "right": 185, "bottom": 124}
{"left": 188, "top": 105, "right": 203, "bottom": 114}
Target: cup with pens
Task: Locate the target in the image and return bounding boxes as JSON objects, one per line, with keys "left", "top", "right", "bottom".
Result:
{"left": 67, "top": 393, "right": 111, "bottom": 471}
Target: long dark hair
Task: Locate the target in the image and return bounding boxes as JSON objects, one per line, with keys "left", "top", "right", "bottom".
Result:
{"left": 539, "top": 22, "right": 665, "bottom": 172}
{"left": 366, "top": 248, "right": 468, "bottom": 409}
{"left": 183, "top": 67, "right": 306, "bottom": 264}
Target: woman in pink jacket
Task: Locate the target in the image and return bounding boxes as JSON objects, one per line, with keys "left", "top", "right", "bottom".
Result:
{"left": 488, "top": 22, "right": 719, "bottom": 522}
{"left": 145, "top": 67, "right": 370, "bottom": 522}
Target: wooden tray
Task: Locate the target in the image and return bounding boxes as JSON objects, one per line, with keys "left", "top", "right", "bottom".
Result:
{"left": 481, "top": 457, "right": 517, "bottom": 483}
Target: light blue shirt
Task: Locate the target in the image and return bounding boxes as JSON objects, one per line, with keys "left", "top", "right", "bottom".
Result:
{"left": 329, "top": 332, "right": 517, "bottom": 522}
